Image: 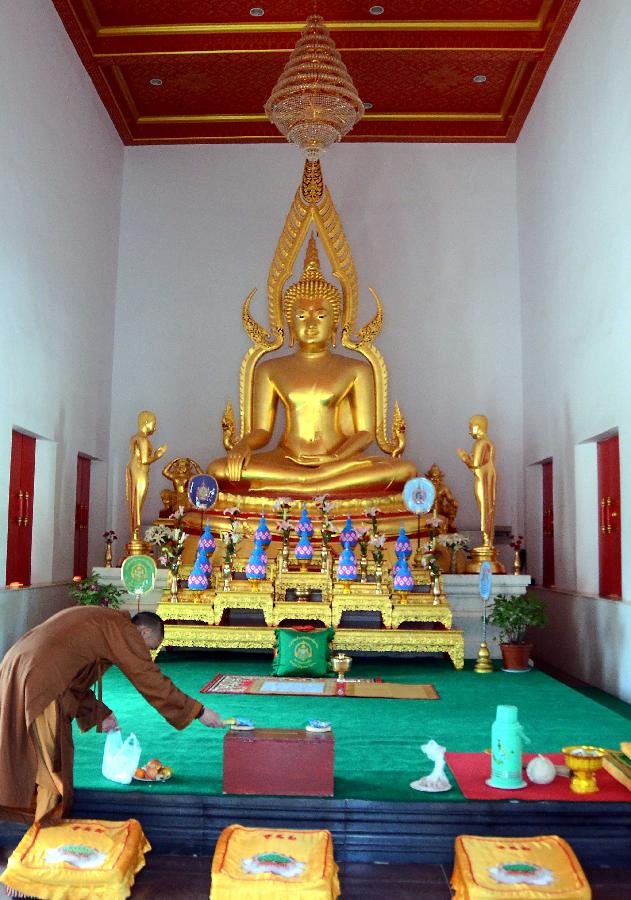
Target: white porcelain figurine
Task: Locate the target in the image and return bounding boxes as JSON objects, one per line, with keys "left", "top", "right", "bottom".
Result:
{"left": 410, "top": 739, "right": 452, "bottom": 793}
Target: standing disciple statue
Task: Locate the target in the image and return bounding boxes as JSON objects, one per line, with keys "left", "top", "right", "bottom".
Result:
{"left": 207, "top": 236, "right": 416, "bottom": 498}
{"left": 457, "top": 414, "right": 504, "bottom": 572}
{"left": 126, "top": 411, "right": 167, "bottom": 544}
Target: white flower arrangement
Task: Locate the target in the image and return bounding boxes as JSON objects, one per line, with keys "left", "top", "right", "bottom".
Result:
{"left": 145, "top": 508, "right": 187, "bottom": 573}
{"left": 440, "top": 532, "right": 469, "bottom": 551}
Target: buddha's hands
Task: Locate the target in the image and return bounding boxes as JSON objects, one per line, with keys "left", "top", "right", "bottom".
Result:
{"left": 227, "top": 444, "right": 251, "bottom": 482}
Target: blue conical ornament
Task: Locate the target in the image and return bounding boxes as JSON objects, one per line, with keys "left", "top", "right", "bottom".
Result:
{"left": 295, "top": 532, "right": 314, "bottom": 563}
{"left": 337, "top": 542, "right": 357, "bottom": 581}
{"left": 339, "top": 516, "right": 357, "bottom": 549}
{"left": 393, "top": 554, "right": 414, "bottom": 592}
{"left": 392, "top": 553, "right": 402, "bottom": 576}
{"left": 188, "top": 550, "right": 209, "bottom": 590}
{"left": 295, "top": 504, "right": 314, "bottom": 539}
{"left": 245, "top": 541, "right": 267, "bottom": 582}
{"left": 254, "top": 514, "right": 272, "bottom": 547}
{"left": 198, "top": 524, "right": 216, "bottom": 555}
{"left": 394, "top": 526, "right": 412, "bottom": 559}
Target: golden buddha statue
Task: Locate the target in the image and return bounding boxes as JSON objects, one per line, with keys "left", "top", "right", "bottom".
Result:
{"left": 457, "top": 414, "right": 504, "bottom": 572}
{"left": 126, "top": 410, "right": 167, "bottom": 550}
{"left": 160, "top": 456, "right": 203, "bottom": 515}
{"left": 207, "top": 233, "right": 416, "bottom": 498}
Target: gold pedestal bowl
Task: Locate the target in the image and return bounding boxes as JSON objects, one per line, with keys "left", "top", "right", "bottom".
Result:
{"left": 562, "top": 745, "right": 605, "bottom": 794}
{"left": 332, "top": 653, "right": 352, "bottom": 682}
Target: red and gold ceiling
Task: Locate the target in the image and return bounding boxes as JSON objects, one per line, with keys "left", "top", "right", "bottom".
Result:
{"left": 50, "top": 0, "right": 581, "bottom": 145}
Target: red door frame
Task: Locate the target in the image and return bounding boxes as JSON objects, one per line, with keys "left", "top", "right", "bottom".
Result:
{"left": 541, "top": 459, "right": 555, "bottom": 587}
{"left": 6, "top": 431, "right": 36, "bottom": 586}
{"left": 73, "top": 454, "right": 91, "bottom": 578}
{"left": 598, "top": 434, "right": 621, "bottom": 598}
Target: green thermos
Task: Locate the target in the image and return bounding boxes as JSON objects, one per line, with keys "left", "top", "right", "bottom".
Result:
{"left": 486, "top": 704, "right": 529, "bottom": 789}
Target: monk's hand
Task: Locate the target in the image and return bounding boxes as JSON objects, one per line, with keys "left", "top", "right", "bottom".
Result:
{"left": 198, "top": 707, "right": 224, "bottom": 728}
{"left": 102, "top": 713, "right": 119, "bottom": 732}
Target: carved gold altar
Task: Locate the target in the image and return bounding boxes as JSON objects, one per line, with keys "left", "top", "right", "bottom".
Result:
{"left": 156, "top": 553, "right": 464, "bottom": 668}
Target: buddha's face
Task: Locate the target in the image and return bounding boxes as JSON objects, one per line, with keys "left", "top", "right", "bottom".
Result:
{"left": 292, "top": 300, "right": 334, "bottom": 348}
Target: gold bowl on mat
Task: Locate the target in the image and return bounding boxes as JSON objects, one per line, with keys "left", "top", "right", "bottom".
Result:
{"left": 332, "top": 653, "right": 352, "bottom": 682}
{"left": 562, "top": 745, "right": 605, "bottom": 793}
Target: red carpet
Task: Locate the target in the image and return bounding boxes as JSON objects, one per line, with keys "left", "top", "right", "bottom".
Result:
{"left": 200, "top": 673, "right": 438, "bottom": 699}
{"left": 446, "top": 752, "right": 631, "bottom": 801}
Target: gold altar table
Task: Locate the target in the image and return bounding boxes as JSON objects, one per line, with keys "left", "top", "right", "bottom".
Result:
{"left": 275, "top": 566, "right": 333, "bottom": 602}
{"left": 271, "top": 600, "right": 332, "bottom": 627}
{"left": 331, "top": 586, "right": 393, "bottom": 629}
{"left": 214, "top": 586, "right": 275, "bottom": 626}
{"left": 156, "top": 600, "right": 215, "bottom": 625}
{"left": 391, "top": 596, "right": 453, "bottom": 630}
{"left": 160, "top": 624, "right": 464, "bottom": 668}
{"left": 164, "top": 586, "right": 214, "bottom": 605}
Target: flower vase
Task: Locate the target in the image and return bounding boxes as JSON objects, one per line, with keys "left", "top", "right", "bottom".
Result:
{"left": 450, "top": 549, "right": 459, "bottom": 574}
{"left": 222, "top": 559, "right": 233, "bottom": 592}
{"left": 169, "top": 566, "right": 179, "bottom": 602}
{"left": 359, "top": 553, "right": 368, "bottom": 584}
{"left": 320, "top": 545, "right": 329, "bottom": 573}
{"left": 104, "top": 543, "right": 113, "bottom": 568}
{"left": 432, "top": 574, "right": 441, "bottom": 605}
{"left": 513, "top": 548, "right": 522, "bottom": 575}
{"left": 282, "top": 540, "right": 290, "bottom": 573}
{"left": 374, "top": 563, "right": 383, "bottom": 595}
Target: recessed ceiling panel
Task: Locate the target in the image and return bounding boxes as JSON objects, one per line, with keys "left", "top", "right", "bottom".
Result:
{"left": 50, "top": 0, "right": 581, "bottom": 144}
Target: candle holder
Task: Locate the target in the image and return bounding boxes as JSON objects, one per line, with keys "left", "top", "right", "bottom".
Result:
{"left": 562, "top": 746, "right": 604, "bottom": 794}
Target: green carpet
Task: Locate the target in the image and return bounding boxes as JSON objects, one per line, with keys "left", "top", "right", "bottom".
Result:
{"left": 73, "top": 652, "right": 631, "bottom": 803}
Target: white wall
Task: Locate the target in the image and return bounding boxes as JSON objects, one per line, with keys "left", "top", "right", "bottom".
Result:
{"left": 0, "top": 0, "right": 124, "bottom": 584}
{"left": 110, "top": 143, "right": 524, "bottom": 550}
{"left": 517, "top": 1, "right": 631, "bottom": 691}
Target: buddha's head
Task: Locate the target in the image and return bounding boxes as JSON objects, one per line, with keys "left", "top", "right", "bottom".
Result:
{"left": 283, "top": 234, "right": 342, "bottom": 349}
{"left": 469, "top": 414, "right": 488, "bottom": 438}
{"left": 138, "top": 410, "right": 157, "bottom": 435}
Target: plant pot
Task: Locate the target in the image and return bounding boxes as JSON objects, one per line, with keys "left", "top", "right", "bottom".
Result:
{"left": 500, "top": 642, "right": 532, "bottom": 672}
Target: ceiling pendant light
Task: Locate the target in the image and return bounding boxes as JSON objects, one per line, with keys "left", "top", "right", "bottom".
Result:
{"left": 264, "top": 14, "right": 364, "bottom": 159}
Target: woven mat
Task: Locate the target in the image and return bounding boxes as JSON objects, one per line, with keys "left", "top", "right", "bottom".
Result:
{"left": 446, "top": 752, "right": 631, "bottom": 801}
{"left": 200, "top": 673, "right": 438, "bottom": 699}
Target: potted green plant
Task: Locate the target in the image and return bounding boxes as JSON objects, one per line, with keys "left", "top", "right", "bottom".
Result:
{"left": 488, "top": 592, "right": 548, "bottom": 671}
{"left": 69, "top": 575, "right": 127, "bottom": 609}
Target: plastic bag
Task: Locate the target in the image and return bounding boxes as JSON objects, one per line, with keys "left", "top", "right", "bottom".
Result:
{"left": 101, "top": 729, "right": 141, "bottom": 784}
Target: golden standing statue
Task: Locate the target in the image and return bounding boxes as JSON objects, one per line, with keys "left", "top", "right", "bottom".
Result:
{"left": 207, "top": 235, "right": 416, "bottom": 498}
{"left": 126, "top": 410, "right": 167, "bottom": 552}
{"left": 457, "top": 414, "right": 504, "bottom": 573}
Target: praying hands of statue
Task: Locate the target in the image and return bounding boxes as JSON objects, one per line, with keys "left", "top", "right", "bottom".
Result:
{"left": 457, "top": 447, "right": 474, "bottom": 469}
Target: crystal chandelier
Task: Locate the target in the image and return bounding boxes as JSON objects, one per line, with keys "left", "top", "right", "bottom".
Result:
{"left": 265, "top": 14, "right": 364, "bottom": 159}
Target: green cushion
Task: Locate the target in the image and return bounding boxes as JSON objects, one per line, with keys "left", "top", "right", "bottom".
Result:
{"left": 272, "top": 627, "right": 335, "bottom": 677}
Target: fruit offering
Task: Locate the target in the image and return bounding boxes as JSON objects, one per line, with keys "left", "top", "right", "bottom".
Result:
{"left": 134, "top": 758, "right": 173, "bottom": 781}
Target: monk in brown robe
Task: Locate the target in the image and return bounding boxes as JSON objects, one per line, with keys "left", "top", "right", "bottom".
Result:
{"left": 0, "top": 607, "right": 223, "bottom": 825}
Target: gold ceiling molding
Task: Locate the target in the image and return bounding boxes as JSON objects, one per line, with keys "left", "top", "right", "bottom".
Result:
{"left": 93, "top": 44, "right": 546, "bottom": 59}
{"left": 136, "top": 112, "right": 505, "bottom": 126}
{"left": 96, "top": 19, "right": 548, "bottom": 38}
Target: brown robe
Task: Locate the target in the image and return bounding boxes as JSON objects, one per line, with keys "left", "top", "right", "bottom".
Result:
{"left": 0, "top": 606, "right": 202, "bottom": 822}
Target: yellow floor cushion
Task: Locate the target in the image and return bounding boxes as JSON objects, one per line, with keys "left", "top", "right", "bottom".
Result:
{"left": 210, "top": 823, "right": 340, "bottom": 899}
{"left": 0, "top": 818, "right": 150, "bottom": 900}
{"left": 451, "top": 834, "right": 591, "bottom": 900}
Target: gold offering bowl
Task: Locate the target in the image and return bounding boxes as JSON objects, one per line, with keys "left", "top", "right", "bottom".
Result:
{"left": 332, "top": 653, "right": 352, "bottom": 682}
{"left": 562, "top": 745, "right": 605, "bottom": 794}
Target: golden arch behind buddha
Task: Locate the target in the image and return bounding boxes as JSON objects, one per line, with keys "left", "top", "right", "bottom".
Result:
{"left": 207, "top": 160, "right": 417, "bottom": 502}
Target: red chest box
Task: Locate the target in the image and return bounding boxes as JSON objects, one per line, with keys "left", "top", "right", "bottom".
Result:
{"left": 223, "top": 728, "right": 334, "bottom": 797}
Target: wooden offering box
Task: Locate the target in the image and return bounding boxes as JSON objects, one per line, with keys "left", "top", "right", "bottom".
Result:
{"left": 223, "top": 728, "right": 334, "bottom": 797}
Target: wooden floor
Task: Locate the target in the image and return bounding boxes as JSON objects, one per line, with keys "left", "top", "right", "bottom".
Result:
{"left": 2, "top": 853, "right": 631, "bottom": 898}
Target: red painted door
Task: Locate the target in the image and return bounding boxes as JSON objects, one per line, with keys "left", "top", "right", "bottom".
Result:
{"left": 73, "top": 455, "right": 91, "bottom": 578}
{"left": 598, "top": 434, "right": 621, "bottom": 598}
{"left": 542, "top": 459, "right": 555, "bottom": 587}
{"left": 5, "top": 431, "right": 35, "bottom": 586}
